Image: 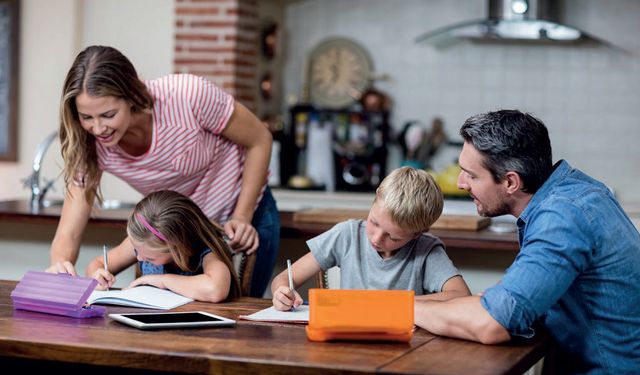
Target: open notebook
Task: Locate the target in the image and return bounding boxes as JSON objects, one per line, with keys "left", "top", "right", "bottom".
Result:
{"left": 239, "top": 305, "right": 309, "bottom": 324}
{"left": 88, "top": 286, "right": 193, "bottom": 310}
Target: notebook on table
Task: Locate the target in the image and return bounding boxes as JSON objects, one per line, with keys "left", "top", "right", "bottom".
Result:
{"left": 88, "top": 285, "right": 193, "bottom": 310}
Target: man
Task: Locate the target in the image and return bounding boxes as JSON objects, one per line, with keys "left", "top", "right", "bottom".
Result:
{"left": 415, "top": 110, "right": 640, "bottom": 374}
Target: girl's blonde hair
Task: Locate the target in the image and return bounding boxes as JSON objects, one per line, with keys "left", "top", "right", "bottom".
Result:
{"left": 127, "top": 190, "right": 241, "bottom": 300}
{"left": 375, "top": 166, "right": 444, "bottom": 233}
{"left": 59, "top": 45, "right": 153, "bottom": 204}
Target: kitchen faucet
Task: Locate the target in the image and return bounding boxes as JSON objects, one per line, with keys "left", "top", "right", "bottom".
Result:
{"left": 23, "top": 130, "right": 59, "bottom": 208}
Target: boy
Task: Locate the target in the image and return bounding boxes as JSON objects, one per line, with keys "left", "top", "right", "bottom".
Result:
{"left": 271, "top": 166, "right": 470, "bottom": 311}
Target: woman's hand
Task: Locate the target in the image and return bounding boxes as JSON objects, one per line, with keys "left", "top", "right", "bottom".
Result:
{"left": 223, "top": 218, "right": 259, "bottom": 254}
{"left": 128, "top": 274, "right": 166, "bottom": 290}
{"left": 46, "top": 261, "right": 78, "bottom": 276}
{"left": 91, "top": 268, "right": 116, "bottom": 291}
{"left": 272, "top": 285, "right": 303, "bottom": 311}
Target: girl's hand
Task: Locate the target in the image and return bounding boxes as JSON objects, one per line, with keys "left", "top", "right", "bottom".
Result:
{"left": 272, "top": 285, "right": 303, "bottom": 311}
{"left": 128, "top": 274, "right": 166, "bottom": 290}
{"left": 91, "top": 268, "right": 116, "bottom": 291}
{"left": 223, "top": 218, "right": 259, "bottom": 254}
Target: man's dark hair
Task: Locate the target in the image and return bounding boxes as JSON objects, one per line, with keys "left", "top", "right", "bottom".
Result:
{"left": 460, "top": 110, "right": 553, "bottom": 193}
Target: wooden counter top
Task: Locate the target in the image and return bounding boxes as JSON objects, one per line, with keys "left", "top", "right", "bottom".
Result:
{"left": 0, "top": 200, "right": 519, "bottom": 252}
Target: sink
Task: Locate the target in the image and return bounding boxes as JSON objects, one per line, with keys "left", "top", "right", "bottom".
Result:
{"left": 41, "top": 199, "right": 136, "bottom": 210}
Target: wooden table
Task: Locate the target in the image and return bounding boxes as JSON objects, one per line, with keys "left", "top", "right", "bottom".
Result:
{"left": 0, "top": 280, "right": 550, "bottom": 374}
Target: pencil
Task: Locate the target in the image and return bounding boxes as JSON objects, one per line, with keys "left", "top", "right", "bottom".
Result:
{"left": 103, "top": 244, "right": 109, "bottom": 291}
{"left": 287, "top": 259, "right": 295, "bottom": 311}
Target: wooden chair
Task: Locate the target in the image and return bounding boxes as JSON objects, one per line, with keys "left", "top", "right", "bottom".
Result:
{"left": 234, "top": 251, "right": 256, "bottom": 297}
{"left": 315, "top": 267, "right": 340, "bottom": 289}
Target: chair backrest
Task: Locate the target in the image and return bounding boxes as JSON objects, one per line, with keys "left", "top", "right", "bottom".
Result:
{"left": 316, "top": 266, "right": 340, "bottom": 289}
{"left": 234, "top": 251, "right": 256, "bottom": 297}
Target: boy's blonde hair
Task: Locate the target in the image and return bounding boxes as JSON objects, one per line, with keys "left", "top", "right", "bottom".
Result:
{"left": 375, "top": 166, "right": 443, "bottom": 233}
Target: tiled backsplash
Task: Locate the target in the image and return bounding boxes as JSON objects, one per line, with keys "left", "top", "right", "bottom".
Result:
{"left": 282, "top": 0, "right": 640, "bottom": 207}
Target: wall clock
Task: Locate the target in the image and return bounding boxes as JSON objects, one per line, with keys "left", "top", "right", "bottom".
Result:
{"left": 306, "top": 37, "right": 373, "bottom": 109}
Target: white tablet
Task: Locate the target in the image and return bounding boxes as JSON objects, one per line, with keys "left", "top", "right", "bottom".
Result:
{"left": 109, "top": 311, "right": 236, "bottom": 330}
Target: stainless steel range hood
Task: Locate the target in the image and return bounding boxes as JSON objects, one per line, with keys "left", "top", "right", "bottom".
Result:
{"left": 416, "top": 0, "right": 594, "bottom": 44}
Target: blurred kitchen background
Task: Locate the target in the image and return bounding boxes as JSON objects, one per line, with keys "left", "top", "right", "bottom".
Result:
{"left": 1, "top": 0, "right": 639, "bottom": 208}
{"left": 0, "top": 0, "right": 639, "bottom": 289}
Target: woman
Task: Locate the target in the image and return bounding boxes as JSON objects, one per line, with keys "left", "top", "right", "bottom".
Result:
{"left": 47, "top": 45, "right": 279, "bottom": 297}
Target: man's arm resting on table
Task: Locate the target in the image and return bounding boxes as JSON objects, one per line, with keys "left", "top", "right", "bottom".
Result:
{"left": 414, "top": 295, "right": 511, "bottom": 344}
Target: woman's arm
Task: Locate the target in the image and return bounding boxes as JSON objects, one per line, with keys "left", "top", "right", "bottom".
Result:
{"left": 86, "top": 237, "right": 138, "bottom": 290}
{"left": 220, "top": 101, "right": 272, "bottom": 254}
{"left": 47, "top": 183, "right": 93, "bottom": 275}
{"left": 128, "top": 251, "right": 232, "bottom": 303}
{"left": 415, "top": 275, "right": 472, "bottom": 302}
{"left": 271, "top": 252, "right": 322, "bottom": 311}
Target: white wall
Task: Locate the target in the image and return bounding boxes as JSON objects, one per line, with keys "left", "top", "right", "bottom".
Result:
{"left": 0, "top": 0, "right": 174, "bottom": 286}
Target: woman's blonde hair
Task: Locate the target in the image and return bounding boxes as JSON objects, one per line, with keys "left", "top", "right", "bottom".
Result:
{"left": 59, "top": 45, "right": 154, "bottom": 204}
{"left": 375, "top": 166, "right": 444, "bottom": 233}
{"left": 127, "top": 190, "right": 241, "bottom": 300}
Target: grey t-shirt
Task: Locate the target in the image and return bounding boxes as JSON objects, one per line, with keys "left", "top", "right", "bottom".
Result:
{"left": 307, "top": 219, "right": 460, "bottom": 294}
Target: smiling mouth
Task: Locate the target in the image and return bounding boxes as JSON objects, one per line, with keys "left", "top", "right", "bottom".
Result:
{"left": 96, "top": 131, "right": 115, "bottom": 141}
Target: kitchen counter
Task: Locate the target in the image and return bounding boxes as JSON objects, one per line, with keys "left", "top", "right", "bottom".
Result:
{"left": 0, "top": 197, "right": 519, "bottom": 252}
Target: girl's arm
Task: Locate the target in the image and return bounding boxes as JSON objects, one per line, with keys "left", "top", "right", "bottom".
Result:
{"left": 415, "top": 275, "right": 472, "bottom": 302}
{"left": 271, "top": 252, "right": 322, "bottom": 311}
{"left": 128, "top": 251, "right": 232, "bottom": 303}
{"left": 86, "top": 237, "right": 138, "bottom": 290}
{"left": 220, "top": 101, "right": 272, "bottom": 254}
{"left": 47, "top": 183, "right": 94, "bottom": 275}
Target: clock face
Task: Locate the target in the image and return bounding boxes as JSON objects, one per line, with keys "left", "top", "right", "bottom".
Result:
{"left": 307, "top": 38, "right": 373, "bottom": 109}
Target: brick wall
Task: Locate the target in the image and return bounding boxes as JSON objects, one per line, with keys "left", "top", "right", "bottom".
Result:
{"left": 174, "top": 0, "right": 259, "bottom": 111}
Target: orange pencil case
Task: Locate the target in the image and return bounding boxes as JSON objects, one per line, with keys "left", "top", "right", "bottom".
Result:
{"left": 305, "top": 288, "right": 414, "bottom": 342}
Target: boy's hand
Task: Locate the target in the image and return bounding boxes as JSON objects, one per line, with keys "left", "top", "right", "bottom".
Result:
{"left": 46, "top": 261, "right": 77, "bottom": 275}
{"left": 272, "top": 285, "right": 303, "bottom": 311}
{"left": 91, "top": 268, "right": 115, "bottom": 291}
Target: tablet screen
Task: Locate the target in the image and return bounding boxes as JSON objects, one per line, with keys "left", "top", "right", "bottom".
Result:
{"left": 121, "top": 312, "right": 223, "bottom": 324}
{"left": 109, "top": 311, "right": 236, "bottom": 329}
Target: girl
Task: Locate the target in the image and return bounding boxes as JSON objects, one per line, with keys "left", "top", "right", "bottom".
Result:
{"left": 87, "top": 190, "right": 241, "bottom": 302}
{"left": 48, "top": 45, "right": 279, "bottom": 297}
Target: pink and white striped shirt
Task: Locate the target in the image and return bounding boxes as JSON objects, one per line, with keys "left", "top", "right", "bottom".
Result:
{"left": 95, "top": 74, "right": 260, "bottom": 223}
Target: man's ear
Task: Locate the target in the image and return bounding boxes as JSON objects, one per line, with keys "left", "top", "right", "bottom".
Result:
{"left": 503, "top": 171, "right": 523, "bottom": 194}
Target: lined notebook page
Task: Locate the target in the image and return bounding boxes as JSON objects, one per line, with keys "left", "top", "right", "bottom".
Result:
{"left": 239, "top": 305, "right": 309, "bottom": 324}
{"left": 88, "top": 286, "right": 193, "bottom": 310}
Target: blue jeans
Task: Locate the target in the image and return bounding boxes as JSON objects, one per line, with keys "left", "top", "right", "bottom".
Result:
{"left": 250, "top": 187, "right": 280, "bottom": 297}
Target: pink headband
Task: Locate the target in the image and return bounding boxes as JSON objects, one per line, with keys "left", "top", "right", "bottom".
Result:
{"left": 136, "top": 213, "right": 168, "bottom": 242}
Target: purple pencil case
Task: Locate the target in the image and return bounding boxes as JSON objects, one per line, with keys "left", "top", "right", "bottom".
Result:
{"left": 11, "top": 271, "right": 106, "bottom": 318}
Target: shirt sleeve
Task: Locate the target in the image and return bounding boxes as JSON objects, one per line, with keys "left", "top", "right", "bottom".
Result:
{"left": 423, "top": 244, "right": 460, "bottom": 293}
{"left": 481, "top": 197, "right": 594, "bottom": 337}
{"left": 190, "top": 75, "right": 235, "bottom": 134}
{"left": 306, "top": 221, "right": 354, "bottom": 271}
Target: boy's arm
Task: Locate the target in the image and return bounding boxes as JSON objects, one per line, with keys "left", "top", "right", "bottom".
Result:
{"left": 271, "top": 252, "right": 322, "bottom": 310}
{"left": 415, "top": 275, "right": 471, "bottom": 301}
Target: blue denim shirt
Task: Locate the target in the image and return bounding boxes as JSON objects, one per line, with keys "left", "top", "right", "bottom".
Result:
{"left": 481, "top": 160, "right": 640, "bottom": 374}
